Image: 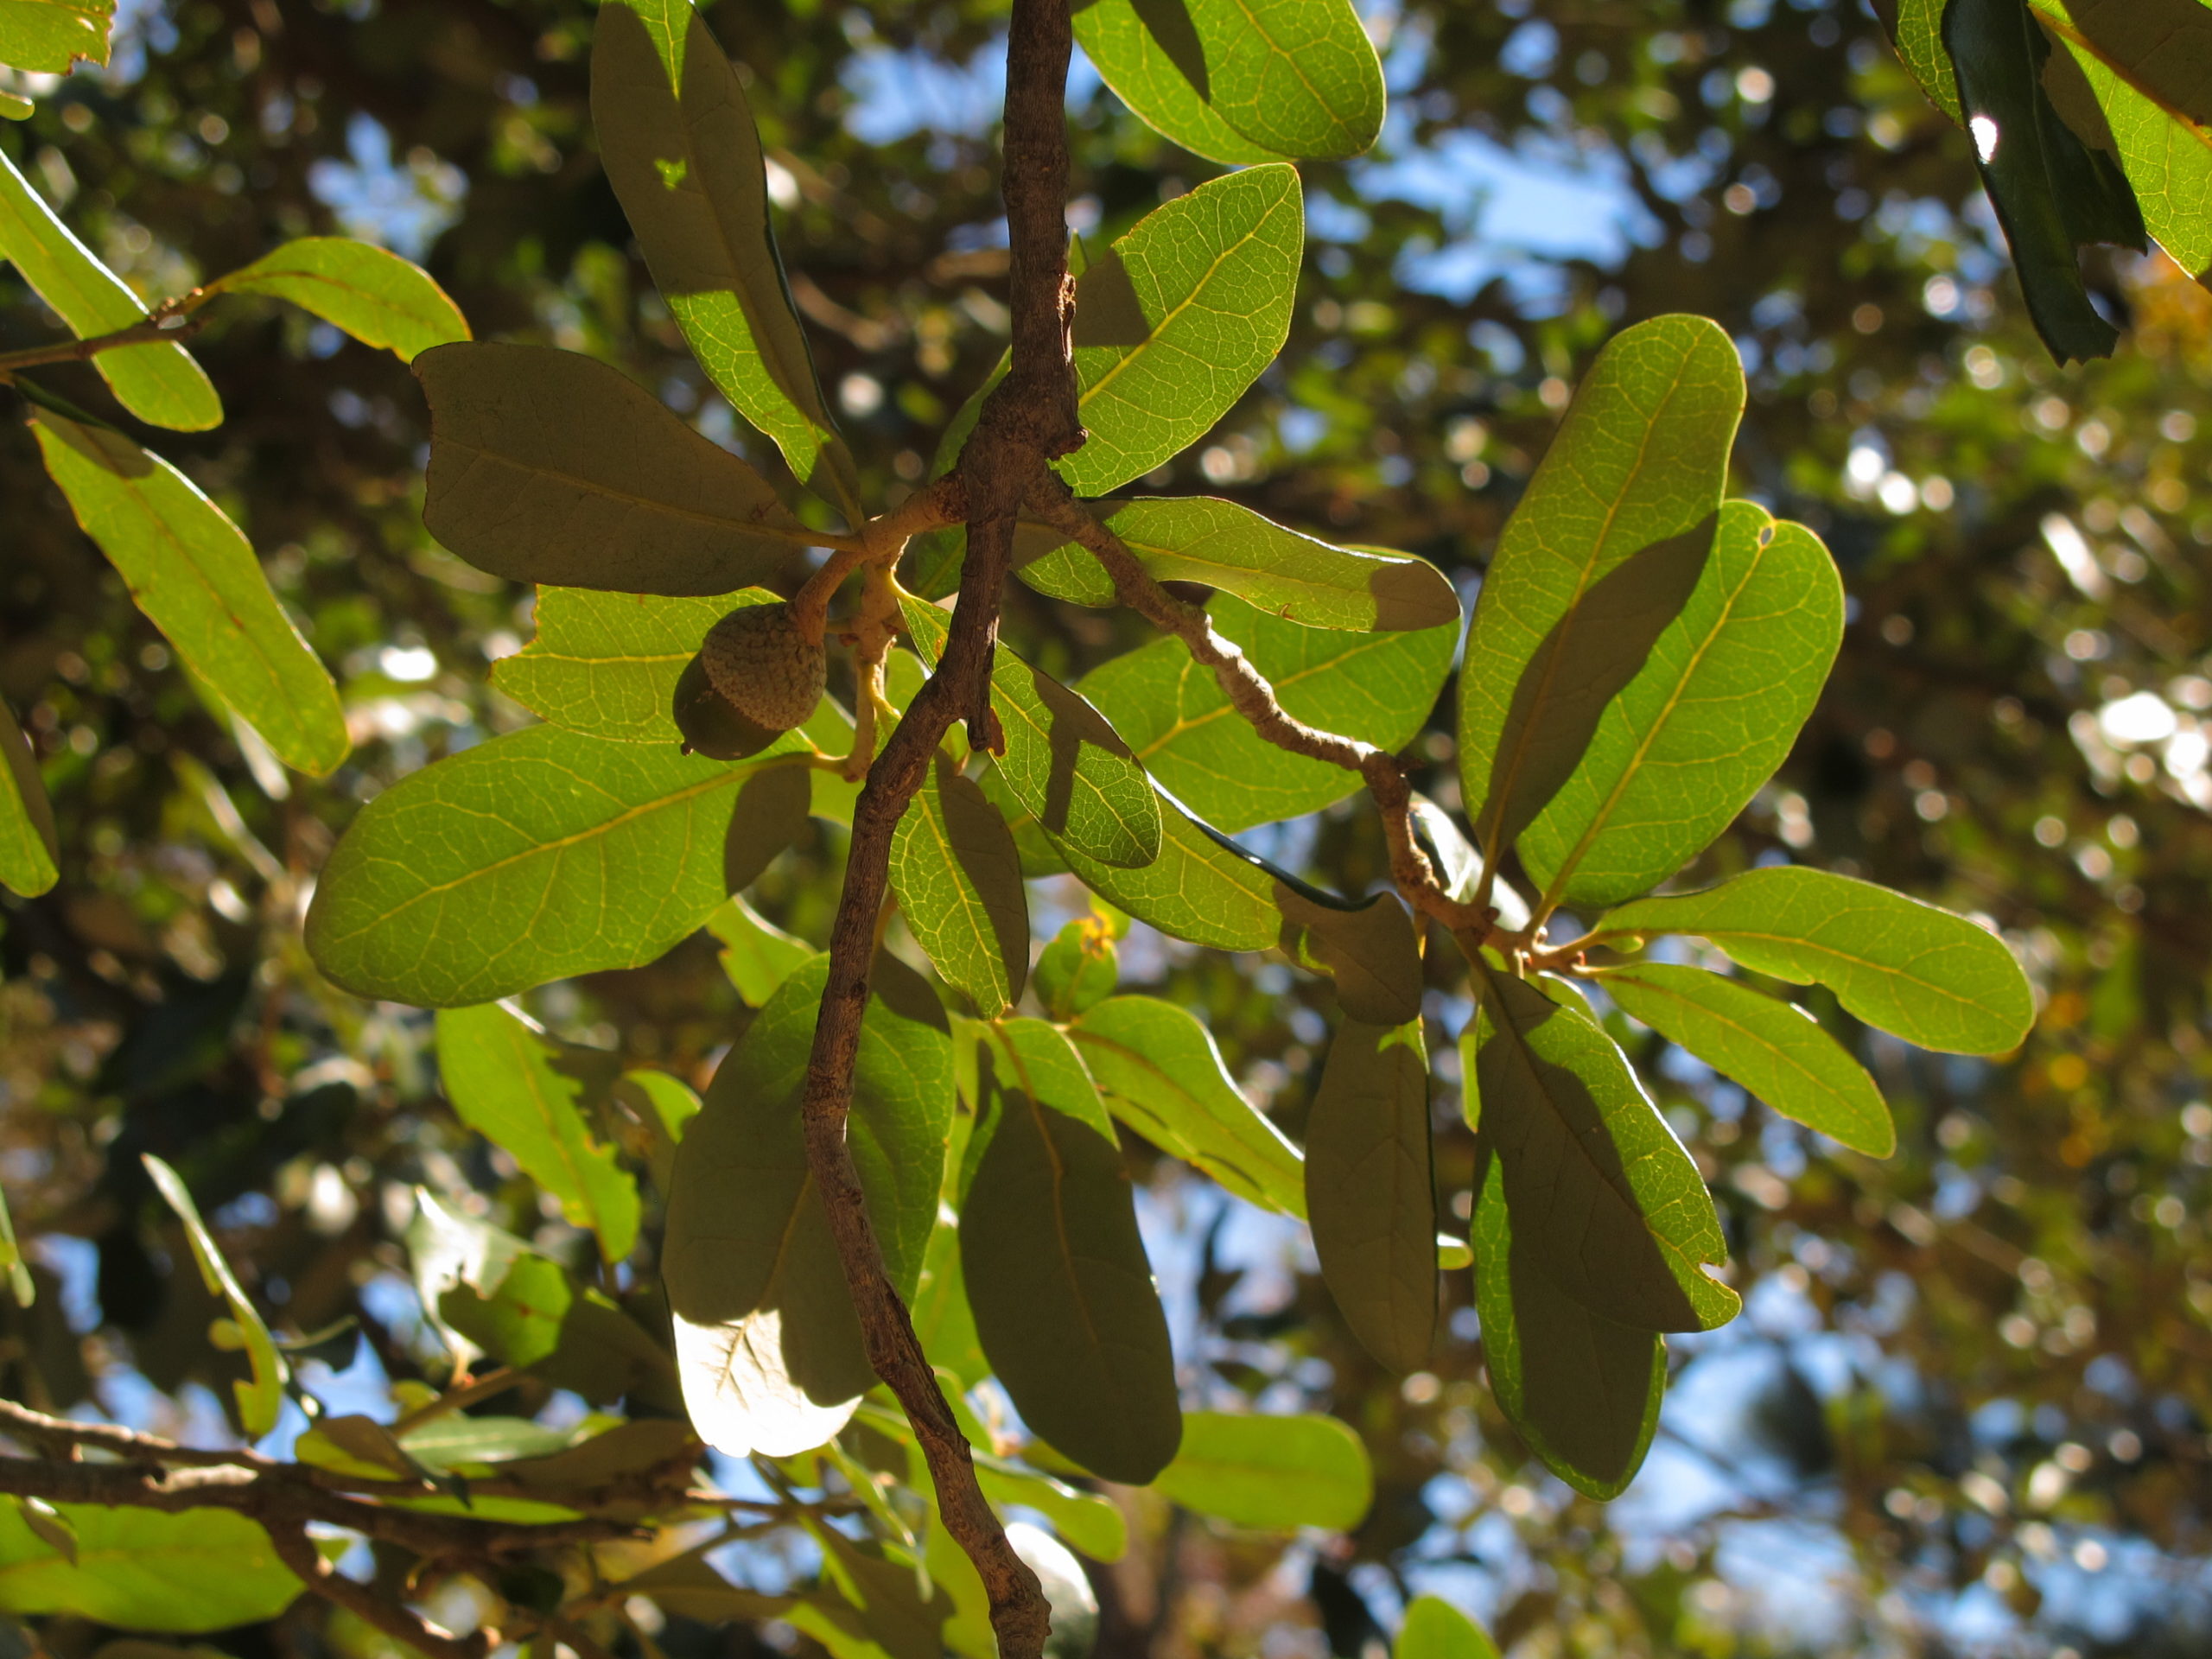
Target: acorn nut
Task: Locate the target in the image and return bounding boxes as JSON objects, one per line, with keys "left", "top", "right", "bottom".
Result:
{"left": 673, "top": 601, "right": 826, "bottom": 760}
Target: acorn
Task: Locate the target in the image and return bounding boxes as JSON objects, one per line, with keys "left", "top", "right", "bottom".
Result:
{"left": 673, "top": 601, "right": 826, "bottom": 760}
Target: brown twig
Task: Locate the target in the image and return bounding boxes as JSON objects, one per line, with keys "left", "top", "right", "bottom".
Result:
{"left": 786, "top": 4, "right": 1080, "bottom": 1657}
{"left": 267, "top": 1519, "right": 489, "bottom": 1659}
{"left": 0, "top": 294, "right": 208, "bottom": 378}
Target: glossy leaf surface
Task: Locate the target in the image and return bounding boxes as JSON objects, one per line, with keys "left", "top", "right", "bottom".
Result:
{"left": 1149, "top": 1411, "right": 1374, "bottom": 1530}
{"left": 1597, "top": 867, "right": 2034, "bottom": 1054}
{"left": 890, "top": 752, "right": 1029, "bottom": 1018}
{"left": 208, "top": 236, "right": 470, "bottom": 359}
{"left": 0, "top": 1504, "right": 298, "bottom": 1630}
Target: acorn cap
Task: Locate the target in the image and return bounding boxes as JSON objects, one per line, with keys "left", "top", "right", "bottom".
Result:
{"left": 673, "top": 654, "right": 780, "bottom": 760}
{"left": 699, "top": 601, "right": 826, "bottom": 733}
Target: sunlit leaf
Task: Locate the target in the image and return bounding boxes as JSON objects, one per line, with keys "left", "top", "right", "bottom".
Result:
{"left": 1396, "top": 1596, "right": 1502, "bottom": 1659}
{"left": 0, "top": 0, "right": 113, "bottom": 73}
{"left": 973, "top": 1463, "right": 1128, "bottom": 1562}
{"left": 207, "top": 236, "right": 469, "bottom": 359}
{"left": 1033, "top": 915, "right": 1120, "bottom": 1021}
{"left": 0, "top": 1504, "right": 298, "bottom": 1631}
{"left": 143, "top": 1154, "right": 288, "bottom": 1438}
{"left": 890, "top": 752, "right": 1029, "bottom": 1018}
{"left": 1149, "top": 1411, "right": 1374, "bottom": 1530}
{"left": 706, "top": 893, "right": 818, "bottom": 1005}
{"left": 0, "top": 701, "right": 58, "bottom": 899}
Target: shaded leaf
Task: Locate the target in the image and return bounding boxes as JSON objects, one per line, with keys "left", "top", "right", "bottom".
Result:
{"left": 1516, "top": 501, "right": 1844, "bottom": 908}
{"left": 960, "top": 1019, "right": 1180, "bottom": 1484}
{"left": 1466, "top": 966, "right": 1738, "bottom": 1333}
{"left": 616, "top": 1558, "right": 792, "bottom": 1625}
{"left": 418, "top": 342, "right": 810, "bottom": 594}
{"left": 707, "top": 893, "right": 817, "bottom": 1005}
{"left": 890, "top": 752, "right": 1029, "bottom": 1017}
{"left": 1149, "top": 1411, "right": 1374, "bottom": 1530}
{"left": 0, "top": 148, "right": 218, "bottom": 429}
{"left": 1396, "top": 1598, "right": 1501, "bottom": 1659}
{"left": 724, "top": 761, "right": 813, "bottom": 893}
{"left": 1276, "top": 887, "right": 1423, "bottom": 1025}
{"left": 1305, "top": 1018, "right": 1436, "bottom": 1372}
{"left": 31, "top": 409, "right": 347, "bottom": 777}
{"left": 435, "top": 1001, "right": 641, "bottom": 1262}
{"left": 1080, "top": 593, "right": 1456, "bottom": 833}
{"left": 593, "top": 0, "right": 860, "bottom": 516}
{"left": 1602, "top": 963, "right": 1896, "bottom": 1157}
{"left": 0, "top": 701, "right": 58, "bottom": 899}
{"left": 0, "top": 0, "right": 112, "bottom": 72}
{"left": 1019, "top": 497, "right": 1459, "bottom": 632}
{"left": 665, "top": 954, "right": 951, "bottom": 1456}
{"left": 208, "top": 237, "right": 468, "bottom": 359}
{"left": 1059, "top": 165, "right": 1303, "bottom": 496}
{"left": 1594, "top": 867, "right": 2035, "bottom": 1054}
{"left": 401, "top": 1414, "right": 578, "bottom": 1469}
{"left": 1070, "top": 995, "right": 1304, "bottom": 1213}
{"left": 143, "top": 1154, "right": 288, "bottom": 1437}
{"left": 0, "top": 1505, "right": 298, "bottom": 1631}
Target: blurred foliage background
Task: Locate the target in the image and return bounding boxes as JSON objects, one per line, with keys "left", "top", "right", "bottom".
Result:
{"left": 6, "top": 0, "right": 2212, "bottom": 1654}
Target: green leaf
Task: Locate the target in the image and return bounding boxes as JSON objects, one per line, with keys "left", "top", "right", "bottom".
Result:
{"left": 1275, "top": 885, "right": 1425, "bottom": 1025}
{"left": 1465, "top": 966, "right": 1738, "bottom": 1333}
{"left": 30, "top": 409, "right": 348, "bottom": 777}
{"left": 1033, "top": 916, "right": 1120, "bottom": 1021}
{"left": 707, "top": 894, "right": 817, "bottom": 1005}
{"left": 0, "top": 148, "right": 219, "bottom": 429}
{"left": 1457, "top": 316, "right": 1743, "bottom": 877}
{"left": 142, "top": 1154, "right": 288, "bottom": 1437}
{"left": 960, "top": 1019, "right": 1180, "bottom": 1484}
{"left": 974, "top": 1464, "right": 1128, "bottom": 1562}
{"left": 1396, "top": 1598, "right": 1502, "bottom": 1659}
{"left": 1943, "top": 0, "right": 2147, "bottom": 362}
{"left": 1148, "top": 1410, "right": 1373, "bottom": 1530}
{"left": 2031, "top": 0, "right": 2212, "bottom": 276}
{"left": 1467, "top": 1147, "right": 1661, "bottom": 1499}
{"left": 592, "top": 0, "right": 861, "bottom": 518}
{"left": 1018, "top": 498, "right": 1459, "bottom": 632}
{"left": 724, "top": 761, "right": 813, "bottom": 894}
{"left": 0, "top": 1504, "right": 299, "bottom": 1631}
{"left": 401, "top": 1414, "right": 580, "bottom": 1470}
{"left": 0, "top": 0, "right": 112, "bottom": 72}
{"left": 1070, "top": 994, "right": 1305, "bottom": 1213}
{"left": 891, "top": 752, "right": 1030, "bottom": 1018}
{"left": 1515, "top": 501, "right": 1845, "bottom": 909}
{"left": 1599, "top": 963, "right": 1893, "bottom": 1157}
{"left": 435, "top": 1002, "right": 642, "bottom": 1262}
{"left": 900, "top": 594, "right": 1161, "bottom": 868}
{"left": 1304, "top": 1018, "right": 1435, "bottom": 1372}
{"left": 1051, "top": 787, "right": 1276, "bottom": 950}
{"left": 665, "top": 954, "right": 951, "bottom": 1455}
{"left": 417, "top": 343, "right": 810, "bottom": 595}
{"left": 1059, "top": 165, "right": 1303, "bottom": 496}
{"left": 1887, "top": 0, "right": 1964, "bottom": 124}
{"left": 207, "top": 236, "right": 469, "bottom": 359}
{"left": 1594, "top": 867, "right": 2036, "bottom": 1055}
{"left": 912, "top": 1218, "right": 989, "bottom": 1389}
{"left": 306, "top": 727, "right": 784, "bottom": 1006}
{"left": 1072, "top": 0, "right": 1385, "bottom": 163}
{"left": 803, "top": 1522, "right": 953, "bottom": 1659}
{"left": 0, "top": 1172, "right": 29, "bottom": 1306}
{"left": 1080, "top": 593, "right": 1456, "bottom": 833}
{"left": 0, "top": 701, "right": 58, "bottom": 899}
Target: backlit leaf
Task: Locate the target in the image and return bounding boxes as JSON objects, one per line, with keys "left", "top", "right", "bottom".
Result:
{"left": 1886, "top": 0, "right": 1964, "bottom": 124}
{"left": 960, "top": 1019, "right": 1180, "bottom": 1484}
{"left": 974, "top": 1464, "right": 1128, "bottom": 1562}
{"left": 0, "top": 147, "right": 219, "bottom": 429}
{"left": 1601, "top": 963, "right": 1894, "bottom": 1157}
{"left": 31, "top": 409, "right": 347, "bottom": 777}
{"left": 418, "top": 343, "right": 810, "bottom": 594}
{"left": 0, "top": 702, "right": 58, "bottom": 899}
{"left": 1073, "top": 0, "right": 1383, "bottom": 163}
{"left": 1396, "top": 1597, "right": 1502, "bottom": 1659}
{"left": 707, "top": 893, "right": 817, "bottom": 1005}
{"left": 1070, "top": 994, "right": 1305, "bottom": 1213}
{"left": 1149, "top": 1410, "right": 1373, "bottom": 1530}
{"left": 305, "top": 725, "right": 772, "bottom": 1006}
{"left": 208, "top": 236, "right": 469, "bottom": 359}
{"left": 1059, "top": 165, "right": 1302, "bottom": 496}
{"left": 593, "top": 0, "right": 860, "bottom": 517}
{"left": 1515, "top": 501, "right": 1844, "bottom": 908}
{"left": 1457, "top": 316, "right": 1742, "bottom": 880}
{"left": 435, "top": 1001, "right": 642, "bottom": 1262}
{"left": 0, "top": 1504, "right": 298, "bottom": 1631}
{"left": 891, "top": 752, "right": 1029, "bottom": 1017}
{"left": 1465, "top": 965, "right": 1738, "bottom": 1333}
{"left": 1019, "top": 497, "right": 1459, "bottom": 633}
{"left": 1080, "top": 593, "right": 1455, "bottom": 833}
{"left": 1033, "top": 915, "right": 1120, "bottom": 1021}
{"left": 665, "top": 954, "right": 951, "bottom": 1456}
{"left": 0, "top": 0, "right": 112, "bottom": 72}
{"left": 143, "top": 1154, "right": 288, "bottom": 1437}
{"left": 1051, "top": 788, "right": 1279, "bottom": 950}
{"left": 1594, "top": 867, "right": 2035, "bottom": 1054}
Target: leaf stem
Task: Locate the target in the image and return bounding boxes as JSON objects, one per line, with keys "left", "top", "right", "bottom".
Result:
{"left": 0, "top": 289, "right": 209, "bottom": 379}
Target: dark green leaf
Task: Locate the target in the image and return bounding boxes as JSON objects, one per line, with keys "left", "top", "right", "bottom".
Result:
{"left": 434, "top": 1002, "right": 640, "bottom": 1262}
{"left": 1080, "top": 593, "right": 1455, "bottom": 833}
{"left": 1601, "top": 963, "right": 1896, "bottom": 1157}
{"left": 960, "top": 1019, "right": 1180, "bottom": 1484}
{"left": 1148, "top": 1410, "right": 1374, "bottom": 1530}
{"left": 725, "top": 761, "right": 813, "bottom": 893}
{"left": 1033, "top": 915, "right": 1120, "bottom": 1021}
{"left": 1396, "top": 1597, "right": 1502, "bottom": 1659}
{"left": 1515, "top": 501, "right": 1844, "bottom": 908}
{"left": 0, "top": 1505, "right": 299, "bottom": 1630}
{"left": 417, "top": 342, "right": 810, "bottom": 594}
{"left": 0, "top": 0, "right": 112, "bottom": 72}
{"left": 1058, "top": 165, "right": 1303, "bottom": 496}
{"left": 1304, "top": 1018, "right": 1436, "bottom": 1372}
{"left": 664, "top": 954, "right": 951, "bottom": 1455}
{"left": 1594, "top": 867, "right": 2036, "bottom": 1054}
{"left": 142, "top": 1154, "right": 287, "bottom": 1438}
{"left": 31, "top": 409, "right": 348, "bottom": 777}
{"left": 890, "top": 752, "right": 1029, "bottom": 1017}
{"left": 1070, "top": 994, "right": 1304, "bottom": 1213}
{"left": 1276, "top": 887, "right": 1424, "bottom": 1025}
{"left": 0, "top": 701, "right": 58, "bottom": 899}
{"left": 1467, "top": 1149, "right": 1662, "bottom": 1501}
{"left": 0, "top": 148, "right": 218, "bottom": 429}
{"left": 1466, "top": 966, "right": 1738, "bottom": 1332}
{"left": 207, "top": 236, "right": 469, "bottom": 359}
{"left": 592, "top": 0, "right": 860, "bottom": 516}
